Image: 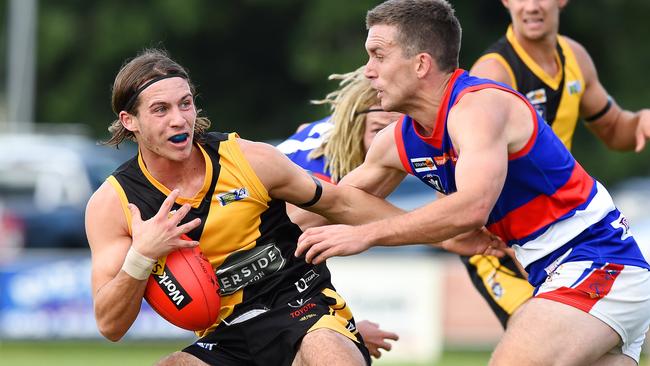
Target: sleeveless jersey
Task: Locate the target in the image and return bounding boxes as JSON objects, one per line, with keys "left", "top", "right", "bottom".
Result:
{"left": 107, "top": 132, "right": 331, "bottom": 336}
{"left": 276, "top": 118, "right": 333, "bottom": 182}
{"left": 475, "top": 26, "right": 585, "bottom": 150}
{"left": 395, "top": 70, "right": 649, "bottom": 286}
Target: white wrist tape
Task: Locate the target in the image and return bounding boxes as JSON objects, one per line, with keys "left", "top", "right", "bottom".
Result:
{"left": 121, "top": 246, "right": 157, "bottom": 280}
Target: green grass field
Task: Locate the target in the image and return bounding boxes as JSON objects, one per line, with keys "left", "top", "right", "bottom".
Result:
{"left": 0, "top": 340, "right": 492, "bottom": 366}
{"left": 3, "top": 341, "right": 645, "bottom": 365}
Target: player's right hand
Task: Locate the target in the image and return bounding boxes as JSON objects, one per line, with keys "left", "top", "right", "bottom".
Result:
{"left": 128, "top": 189, "right": 201, "bottom": 259}
{"left": 295, "top": 224, "right": 372, "bottom": 264}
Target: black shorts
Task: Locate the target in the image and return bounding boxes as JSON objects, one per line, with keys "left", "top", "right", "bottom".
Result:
{"left": 461, "top": 254, "right": 533, "bottom": 328}
{"left": 182, "top": 286, "right": 370, "bottom": 366}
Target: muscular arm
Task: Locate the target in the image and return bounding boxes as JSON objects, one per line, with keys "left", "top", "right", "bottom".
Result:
{"left": 569, "top": 38, "right": 650, "bottom": 152}
{"left": 240, "top": 134, "right": 406, "bottom": 226}
{"left": 295, "top": 89, "right": 518, "bottom": 263}
{"left": 287, "top": 125, "right": 407, "bottom": 229}
{"left": 86, "top": 184, "right": 200, "bottom": 341}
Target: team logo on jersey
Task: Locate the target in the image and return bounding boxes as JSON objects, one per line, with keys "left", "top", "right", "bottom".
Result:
{"left": 196, "top": 342, "right": 217, "bottom": 351}
{"left": 215, "top": 187, "right": 248, "bottom": 206}
{"left": 295, "top": 269, "right": 320, "bottom": 293}
{"left": 346, "top": 321, "right": 357, "bottom": 333}
{"left": 610, "top": 213, "right": 632, "bottom": 240}
{"left": 410, "top": 157, "right": 436, "bottom": 172}
{"left": 525, "top": 88, "right": 547, "bottom": 105}
{"left": 288, "top": 297, "right": 312, "bottom": 308}
{"left": 216, "top": 243, "right": 286, "bottom": 296}
{"left": 433, "top": 153, "right": 457, "bottom": 166}
{"left": 566, "top": 80, "right": 582, "bottom": 95}
{"left": 486, "top": 272, "right": 503, "bottom": 299}
{"left": 422, "top": 173, "right": 445, "bottom": 194}
{"left": 289, "top": 302, "right": 316, "bottom": 319}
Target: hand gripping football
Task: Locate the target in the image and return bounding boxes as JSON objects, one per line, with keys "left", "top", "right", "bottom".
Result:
{"left": 144, "top": 236, "right": 220, "bottom": 331}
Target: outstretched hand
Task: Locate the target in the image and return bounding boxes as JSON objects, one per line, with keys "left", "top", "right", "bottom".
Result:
{"left": 295, "top": 224, "right": 372, "bottom": 264}
{"left": 129, "top": 189, "right": 201, "bottom": 259}
{"left": 357, "top": 320, "right": 399, "bottom": 359}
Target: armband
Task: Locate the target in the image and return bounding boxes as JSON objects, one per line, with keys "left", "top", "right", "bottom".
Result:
{"left": 121, "top": 246, "right": 157, "bottom": 280}
{"left": 298, "top": 176, "right": 323, "bottom": 208}
{"left": 585, "top": 96, "right": 613, "bottom": 123}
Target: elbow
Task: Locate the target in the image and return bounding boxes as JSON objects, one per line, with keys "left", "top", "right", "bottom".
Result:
{"left": 97, "top": 319, "right": 126, "bottom": 342}
{"left": 459, "top": 203, "right": 491, "bottom": 232}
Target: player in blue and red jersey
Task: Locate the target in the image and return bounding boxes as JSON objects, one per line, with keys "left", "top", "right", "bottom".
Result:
{"left": 463, "top": 0, "right": 650, "bottom": 332}
{"left": 295, "top": 1, "right": 650, "bottom": 365}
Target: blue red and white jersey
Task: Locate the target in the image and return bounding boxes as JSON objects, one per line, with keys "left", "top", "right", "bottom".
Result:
{"left": 395, "top": 69, "right": 650, "bottom": 286}
{"left": 276, "top": 118, "right": 333, "bottom": 182}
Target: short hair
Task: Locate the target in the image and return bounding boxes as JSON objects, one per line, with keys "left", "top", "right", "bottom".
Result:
{"left": 105, "top": 48, "right": 210, "bottom": 146}
{"left": 309, "top": 66, "right": 378, "bottom": 183}
{"left": 366, "top": 0, "right": 461, "bottom": 72}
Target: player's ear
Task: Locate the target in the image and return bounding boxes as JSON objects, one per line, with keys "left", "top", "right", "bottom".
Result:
{"left": 119, "top": 110, "right": 138, "bottom": 132}
{"left": 500, "top": 0, "right": 509, "bottom": 9}
{"left": 558, "top": 0, "right": 569, "bottom": 9}
{"left": 415, "top": 53, "right": 433, "bottom": 79}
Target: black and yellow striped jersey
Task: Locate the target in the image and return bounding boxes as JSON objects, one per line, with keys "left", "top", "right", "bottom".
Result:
{"left": 475, "top": 26, "right": 585, "bottom": 150}
{"left": 107, "top": 132, "right": 330, "bottom": 336}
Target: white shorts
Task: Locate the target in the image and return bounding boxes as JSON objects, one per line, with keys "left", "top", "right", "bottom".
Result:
{"left": 534, "top": 260, "right": 650, "bottom": 362}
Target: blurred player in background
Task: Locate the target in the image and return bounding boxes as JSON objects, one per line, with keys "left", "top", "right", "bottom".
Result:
{"left": 463, "top": 0, "right": 650, "bottom": 330}
{"left": 295, "top": 0, "right": 650, "bottom": 364}
{"left": 86, "top": 48, "right": 406, "bottom": 366}
{"left": 277, "top": 66, "right": 402, "bottom": 358}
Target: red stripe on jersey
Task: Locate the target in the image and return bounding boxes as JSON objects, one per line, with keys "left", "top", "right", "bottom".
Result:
{"left": 536, "top": 263, "right": 623, "bottom": 313}
{"left": 487, "top": 162, "right": 594, "bottom": 241}
{"left": 427, "top": 69, "right": 465, "bottom": 149}
{"left": 394, "top": 117, "right": 413, "bottom": 174}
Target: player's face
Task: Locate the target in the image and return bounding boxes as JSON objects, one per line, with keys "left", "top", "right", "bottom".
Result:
{"left": 362, "top": 106, "right": 402, "bottom": 154}
{"left": 127, "top": 77, "right": 197, "bottom": 163}
{"left": 503, "top": 0, "right": 565, "bottom": 41}
{"left": 364, "top": 24, "right": 417, "bottom": 114}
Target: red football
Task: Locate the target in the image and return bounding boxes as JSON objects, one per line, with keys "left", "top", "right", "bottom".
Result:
{"left": 144, "top": 237, "right": 220, "bottom": 331}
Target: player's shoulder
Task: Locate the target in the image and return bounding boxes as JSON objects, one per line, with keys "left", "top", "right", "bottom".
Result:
{"left": 470, "top": 55, "right": 514, "bottom": 86}
{"left": 560, "top": 35, "right": 591, "bottom": 65}
{"left": 86, "top": 180, "right": 120, "bottom": 211}
{"left": 237, "top": 137, "right": 279, "bottom": 157}
{"left": 365, "top": 120, "right": 400, "bottom": 162}
{"left": 85, "top": 180, "right": 129, "bottom": 245}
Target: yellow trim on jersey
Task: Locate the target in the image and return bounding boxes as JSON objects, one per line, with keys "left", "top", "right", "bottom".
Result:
{"left": 474, "top": 53, "right": 518, "bottom": 90}
{"left": 506, "top": 25, "right": 563, "bottom": 90}
{"left": 136, "top": 144, "right": 213, "bottom": 208}
{"left": 308, "top": 288, "right": 359, "bottom": 343}
{"left": 552, "top": 36, "right": 585, "bottom": 151}
{"left": 469, "top": 255, "right": 533, "bottom": 315}
{"left": 107, "top": 175, "right": 133, "bottom": 235}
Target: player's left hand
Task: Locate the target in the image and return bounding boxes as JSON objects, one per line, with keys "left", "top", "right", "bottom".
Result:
{"left": 634, "top": 109, "right": 650, "bottom": 152}
{"left": 295, "top": 224, "right": 371, "bottom": 264}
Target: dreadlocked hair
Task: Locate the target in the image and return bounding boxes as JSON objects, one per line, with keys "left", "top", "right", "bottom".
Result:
{"left": 309, "top": 66, "right": 378, "bottom": 183}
